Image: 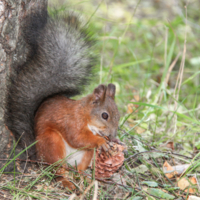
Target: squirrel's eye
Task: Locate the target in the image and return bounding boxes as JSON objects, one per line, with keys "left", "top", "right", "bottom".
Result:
{"left": 102, "top": 112, "right": 108, "bottom": 120}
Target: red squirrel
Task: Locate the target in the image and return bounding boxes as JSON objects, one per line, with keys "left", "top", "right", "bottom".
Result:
{"left": 4, "top": 10, "right": 120, "bottom": 188}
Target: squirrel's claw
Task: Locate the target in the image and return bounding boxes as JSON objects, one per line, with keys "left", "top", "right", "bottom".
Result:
{"left": 101, "top": 142, "right": 112, "bottom": 157}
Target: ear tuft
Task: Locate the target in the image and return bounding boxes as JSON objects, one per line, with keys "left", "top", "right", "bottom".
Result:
{"left": 106, "top": 83, "right": 116, "bottom": 100}
{"left": 93, "top": 84, "right": 107, "bottom": 103}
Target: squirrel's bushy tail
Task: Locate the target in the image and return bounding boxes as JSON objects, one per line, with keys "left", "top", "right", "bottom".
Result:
{"left": 4, "top": 10, "right": 96, "bottom": 155}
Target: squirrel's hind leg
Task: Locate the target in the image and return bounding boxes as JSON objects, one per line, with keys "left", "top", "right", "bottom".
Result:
{"left": 36, "top": 130, "right": 76, "bottom": 190}
{"left": 56, "top": 168, "right": 76, "bottom": 190}
{"left": 36, "top": 129, "right": 66, "bottom": 163}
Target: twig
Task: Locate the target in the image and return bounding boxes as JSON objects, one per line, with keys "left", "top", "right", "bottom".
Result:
{"left": 166, "top": 52, "right": 181, "bottom": 90}
{"left": 69, "top": 193, "right": 77, "bottom": 200}
{"left": 93, "top": 180, "right": 98, "bottom": 200}
{"left": 18, "top": 143, "right": 28, "bottom": 188}
{"left": 159, "top": 52, "right": 181, "bottom": 103}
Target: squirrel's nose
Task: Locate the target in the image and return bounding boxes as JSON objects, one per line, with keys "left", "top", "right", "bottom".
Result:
{"left": 108, "top": 130, "right": 118, "bottom": 140}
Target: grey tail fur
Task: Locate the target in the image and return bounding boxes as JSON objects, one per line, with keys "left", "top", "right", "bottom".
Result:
{"left": 4, "top": 10, "right": 96, "bottom": 156}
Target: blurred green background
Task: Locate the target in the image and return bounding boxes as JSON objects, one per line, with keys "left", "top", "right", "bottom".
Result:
{"left": 48, "top": 0, "right": 200, "bottom": 153}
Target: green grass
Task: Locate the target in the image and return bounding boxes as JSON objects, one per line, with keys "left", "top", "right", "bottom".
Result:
{"left": 1, "top": 0, "right": 200, "bottom": 199}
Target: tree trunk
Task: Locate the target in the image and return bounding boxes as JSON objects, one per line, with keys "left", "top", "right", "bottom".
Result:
{"left": 0, "top": 0, "right": 47, "bottom": 171}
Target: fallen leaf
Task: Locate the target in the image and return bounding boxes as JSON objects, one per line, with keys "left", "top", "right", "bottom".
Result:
{"left": 188, "top": 195, "right": 200, "bottom": 200}
{"left": 141, "top": 181, "right": 158, "bottom": 187}
{"left": 163, "top": 161, "right": 178, "bottom": 179}
{"left": 126, "top": 90, "right": 140, "bottom": 114}
{"left": 127, "top": 103, "right": 135, "bottom": 114}
{"left": 177, "top": 176, "right": 198, "bottom": 193}
{"left": 133, "top": 94, "right": 140, "bottom": 102}
{"left": 134, "top": 126, "right": 145, "bottom": 134}
{"left": 163, "top": 164, "right": 190, "bottom": 176}
{"left": 132, "top": 164, "right": 149, "bottom": 174}
{"left": 147, "top": 188, "right": 175, "bottom": 199}
{"left": 166, "top": 141, "right": 174, "bottom": 150}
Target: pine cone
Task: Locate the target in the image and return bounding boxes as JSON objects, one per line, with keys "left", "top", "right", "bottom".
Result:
{"left": 94, "top": 141, "right": 126, "bottom": 178}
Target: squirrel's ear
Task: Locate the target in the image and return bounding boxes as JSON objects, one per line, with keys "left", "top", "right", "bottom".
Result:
{"left": 93, "top": 84, "right": 106, "bottom": 103}
{"left": 106, "top": 83, "right": 116, "bottom": 100}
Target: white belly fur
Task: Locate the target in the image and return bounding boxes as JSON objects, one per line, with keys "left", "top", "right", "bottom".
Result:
{"left": 63, "top": 139, "right": 85, "bottom": 167}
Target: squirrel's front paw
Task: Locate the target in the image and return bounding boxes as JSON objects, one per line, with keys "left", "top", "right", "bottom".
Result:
{"left": 101, "top": 141, "right": 109, "bottom": 152}
{"left": 99, "top": 140, "right": 112, "bottom": 157}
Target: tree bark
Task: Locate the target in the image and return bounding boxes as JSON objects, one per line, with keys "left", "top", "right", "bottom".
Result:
{"left": 0, "top": 0, "right": 47, "bottom": 171}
